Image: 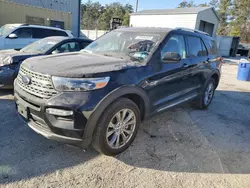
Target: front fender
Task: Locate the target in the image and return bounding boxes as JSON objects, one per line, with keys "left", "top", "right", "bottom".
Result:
{"left": 82, "top": 85, "right": 150, "bottom": 143}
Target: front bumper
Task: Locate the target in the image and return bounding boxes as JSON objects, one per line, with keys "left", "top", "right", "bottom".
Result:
{"left": 27, "top": 119, "right": 83, "bottom": 144}
{"left": 14, "top": 80, "right": 106, "bottom": 148}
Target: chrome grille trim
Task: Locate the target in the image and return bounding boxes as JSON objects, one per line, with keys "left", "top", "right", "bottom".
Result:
{"left": 16, "top": 65, "right": 57, "bottom": 99}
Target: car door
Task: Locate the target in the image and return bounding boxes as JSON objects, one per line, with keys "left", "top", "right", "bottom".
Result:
{"left": 147, "top": 34, "right": 196, "bottom": 112}
{"left": 186, "top": 35, "right": 209, "bottom": 89}
{"left": 4, "top": 28, "right": 33, "bottom": 50}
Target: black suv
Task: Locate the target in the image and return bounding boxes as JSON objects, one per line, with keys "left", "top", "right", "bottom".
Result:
{"left": 14, "top": 27, "right": 222, "bottom": 156}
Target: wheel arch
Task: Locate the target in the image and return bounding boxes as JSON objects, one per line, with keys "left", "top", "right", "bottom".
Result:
{"left": 211, "top": 70, "right": 220, "bottom": 88}
{"left": 82, "top": 86, "right": 150, "bottom": 143}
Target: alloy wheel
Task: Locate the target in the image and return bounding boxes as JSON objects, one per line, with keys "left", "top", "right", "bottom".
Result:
{"left": 106, "top": 109, "right": 136, "bottom": 149}
{"left": 204, "top": 82, "right": 215, "bottom": 105}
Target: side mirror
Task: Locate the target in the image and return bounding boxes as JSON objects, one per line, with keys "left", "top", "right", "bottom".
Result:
{"left": 162, "top": 52, "right": 182, "bottom": 62}
{"left": 8, "top": 33, "right": 17, "bottom": 39}
{"left": 52, "top": 50, "right": 59, "bottom": 55}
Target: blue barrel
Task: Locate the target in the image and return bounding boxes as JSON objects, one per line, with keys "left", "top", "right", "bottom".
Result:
{"left": 237, "top": 61, "right": 250, "bottom": 81}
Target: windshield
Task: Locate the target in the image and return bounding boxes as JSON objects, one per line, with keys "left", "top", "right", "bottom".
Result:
{"left": 0, "top": 24, "right": 19, "bottom": 36}
{"left": 21, "top": 38, "right": 60, "bottom": 53}
{"left": 84, "top": 30, "right": 163, "bottom": 62}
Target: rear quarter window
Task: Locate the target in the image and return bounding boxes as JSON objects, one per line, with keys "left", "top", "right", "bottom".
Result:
{"left": 204, "top": 38, "right": 217, "bottom": 55}
{"left": 53, "top": 30, "right": 68, "bottom": 37}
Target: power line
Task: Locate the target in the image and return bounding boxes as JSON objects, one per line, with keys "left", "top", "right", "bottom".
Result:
{"left": 136, "top": 0, "right": 139, "bottom": 12}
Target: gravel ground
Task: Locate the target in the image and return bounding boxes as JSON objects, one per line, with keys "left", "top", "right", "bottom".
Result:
{"left": 1, "top": 63, "right": 250, "bottom": 188}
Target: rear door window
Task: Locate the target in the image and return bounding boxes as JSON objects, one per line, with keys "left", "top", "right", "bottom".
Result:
{"left": 32, "top": 28, "right": 47, "bottom": 38}
{"left": 204, "top": 39, "right": 217, "bottom": 55}
{"left": 13, "top": 28, "right": 32, "bottom": 38}
{"left": 33, "top": 28, "right": 68, "bottom": 38}
{"left": 187, "top": 36, "right": 204, "bottom": 57}
{"left": 53, "top": 30, "right": 68, "bottom": 37}
{"left": 201, "top": 39, "right": 208, "bottom": 56}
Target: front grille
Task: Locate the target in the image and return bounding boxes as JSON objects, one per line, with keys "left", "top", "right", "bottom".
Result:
{"left": 17, "top": 65, "right": 57, "bottom": 99}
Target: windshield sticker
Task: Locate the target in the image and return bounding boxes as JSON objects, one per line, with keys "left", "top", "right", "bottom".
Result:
{"left": 135, "top": 36, "right": 154, "bottom": 40}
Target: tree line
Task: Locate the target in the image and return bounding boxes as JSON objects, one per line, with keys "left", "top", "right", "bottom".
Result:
{"left": 81, "top": 1, "right": 133, "bottom": 30}
{"left": 81, "top": 0, "right": 250, "bottom": 43}
{"left": 178, "top": 0, "right": 250, "bottom": 43}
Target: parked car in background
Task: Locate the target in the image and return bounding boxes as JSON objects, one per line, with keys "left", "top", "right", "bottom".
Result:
{"left": 0, "top": 36, "right": 92, "bottom": 88}
{"left": 237, "top": 43, "right": 250, "bottom": 57}
{"left": 0, "top": 24, "right": 73, "bottom": 50}
{"left": 14, "top": 27, "right": 222, "bottom": 156}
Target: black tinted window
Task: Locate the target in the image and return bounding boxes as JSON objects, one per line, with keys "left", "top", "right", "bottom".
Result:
{"left": 80, "top": 41, "right": 91, "bottom": 49}
{"left": 204, "top": 39, "right": 217, "bottom": 55}
{"left": 32, "top": 28, "right": 47, "bottom": 38}
{"left": 13, "top": 28, "right": 32, "bottom": 38}
{"left": 187, "top": 36, "right": 204, "bottom": 57}
{"left": 161, "top": 35, "right": 186, "bottom": 59}
{"left": 201, "top": 40, "right": 208, "bottom": 56}
{"left": 53, "top": 30, "right": 68, "bottom": 37}
{"left": 54, "top": 42, "right": 80, "bottom": 53}
{"left": 32, "top": 28, "right": 68, "bottom": 38}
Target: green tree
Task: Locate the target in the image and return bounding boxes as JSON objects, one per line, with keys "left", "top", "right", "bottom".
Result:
{"left": 229, "top": 0, "right": 250, "bottom": 42}
{"left": 209, "top": 0, "right": 219, "bottom": 7}
{"left": 122, "top": 10, "right": 130, "bottom": 26}
{"left": 96, "top": 2, "right": 134, "bottom": 30}
{"left": 198, "top": 3, "right": 209, "bottom": 7}
{"left": 81, "top": 0, "right": 102, "bottom": 29}
{"left": 177, "top": 1, "right": 195, "bottom": 8}
{"left": 217, "top": 0, "right": 231, "bottom": 35}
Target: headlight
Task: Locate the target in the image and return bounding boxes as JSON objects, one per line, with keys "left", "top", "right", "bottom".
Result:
{"left": 52, "top": 76, "right": 110, "bottom": 91}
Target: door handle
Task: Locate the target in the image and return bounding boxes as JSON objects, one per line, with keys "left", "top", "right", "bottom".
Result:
{"left": 205, "top": 58, "right": 211, "bottom": 63}
{"left": 183, "top": 63, "right": 190, "bottom": 68}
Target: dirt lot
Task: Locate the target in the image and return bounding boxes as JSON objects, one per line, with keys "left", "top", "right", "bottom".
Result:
{"left": 1, "top": 63, "right": 250, "bottom": 188}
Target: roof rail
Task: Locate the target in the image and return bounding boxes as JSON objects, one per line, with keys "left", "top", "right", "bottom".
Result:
{"left": 175, "top": 27, "right": 210, "bottom": 36}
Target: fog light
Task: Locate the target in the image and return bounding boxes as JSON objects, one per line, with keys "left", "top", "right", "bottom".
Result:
{"left": 46, "top": 108, "right": 73, "bottom": 116}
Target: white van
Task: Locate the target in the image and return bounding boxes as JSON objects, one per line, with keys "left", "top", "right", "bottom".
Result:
{"left": 0, "top": 24, "right": 73, "bottom": 50}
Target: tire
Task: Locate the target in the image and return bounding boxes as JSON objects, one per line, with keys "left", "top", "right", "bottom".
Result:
{"left": 92, "top": 98, "right": 140, "bottom": 156}
{"left": 194, "top": 78, "right": 216, "bottom": 109}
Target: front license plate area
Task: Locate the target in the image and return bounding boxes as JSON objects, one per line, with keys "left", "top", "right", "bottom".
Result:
{"left": 17, "top": 104, "right": 28, "bottom": 119}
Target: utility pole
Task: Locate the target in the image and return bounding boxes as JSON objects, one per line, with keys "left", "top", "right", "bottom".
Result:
{"left": 136, "top": 0, "right": 139, "bottom": 12}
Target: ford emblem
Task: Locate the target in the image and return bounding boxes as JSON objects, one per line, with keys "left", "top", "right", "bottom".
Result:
{"left": 22, "top": 75, "right": 31, "bottom": 85}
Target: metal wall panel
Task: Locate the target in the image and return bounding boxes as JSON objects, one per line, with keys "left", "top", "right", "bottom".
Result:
{"left": 0, "top": 1, "right": 72, "bottom": 29}
{"left": 7, "top": 0, "right": 73, "bottom": 12}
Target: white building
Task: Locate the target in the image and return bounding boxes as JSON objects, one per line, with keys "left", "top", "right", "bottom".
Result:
{"left": 130, "top": 7, "right": 219, "bottom": 37}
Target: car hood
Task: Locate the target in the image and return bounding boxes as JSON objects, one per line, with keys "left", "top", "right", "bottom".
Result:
{"left": 0, "top": 49, "right": 22, "bottom": 57}
{"left": 22, "top": 52, "right": 142, "bottom": 77}
{"left": 0, "top": 49, "right": 39, "bottom": 66}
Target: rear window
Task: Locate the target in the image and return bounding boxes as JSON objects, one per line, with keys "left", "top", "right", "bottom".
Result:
{"left": 204, "top": 39, "right": 217, "bottom": 55}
